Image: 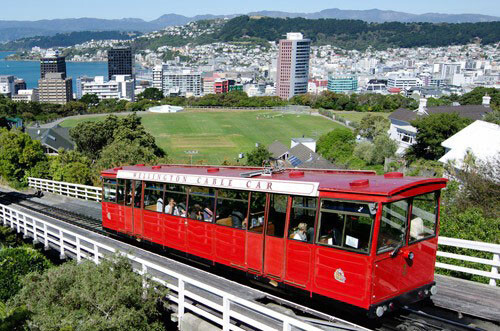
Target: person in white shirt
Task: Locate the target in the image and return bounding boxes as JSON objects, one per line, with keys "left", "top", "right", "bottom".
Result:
{"left": 156, "top": 197, "right": 164, "bottom": 212}
{"left": 293, "top": 223, "right": 308, "bottom": 241}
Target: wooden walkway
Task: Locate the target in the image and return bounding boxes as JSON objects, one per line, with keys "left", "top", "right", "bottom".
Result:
{"left": 433, "top": 274, "right": 500, "bottom": 322}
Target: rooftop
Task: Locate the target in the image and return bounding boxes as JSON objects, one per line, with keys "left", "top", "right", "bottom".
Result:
{"left": 102, "top": 165, "right": 446, "bottom": 198}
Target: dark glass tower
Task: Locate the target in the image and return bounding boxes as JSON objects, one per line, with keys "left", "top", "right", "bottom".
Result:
{"left": 40, "top": 55, "right": 67, "bottom": 79}
{"left": 108, "top": 47, "right": 133, "bottom": 80}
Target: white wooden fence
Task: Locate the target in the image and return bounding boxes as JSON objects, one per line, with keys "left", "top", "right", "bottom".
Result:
{"left": 28, "top": 177, "right": 102, "bottom": 202}
{"left": 0, "top": 202, "right": 363, "bottom": 331}
{"left": 437, "top": 237, "right": 500, "bottom": 286}
{"left": 26, "top": 178, "right": 500, "bottom": 287}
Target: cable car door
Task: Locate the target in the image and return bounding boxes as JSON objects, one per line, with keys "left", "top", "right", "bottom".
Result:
{"left": 131, "top": 180, "right": 144, "bottom": 238}
{"left": 263, "top": 194, "right": 289, "bottom": 280}
{"left": 245, "top": 192, "right": 267, "bottom": 273}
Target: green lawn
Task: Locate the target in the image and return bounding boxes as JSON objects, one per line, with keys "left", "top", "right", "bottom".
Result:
{"left": 330, "top": 111, "right": 391, "bottom": 124}
{"left": 61, "top": 110, "right": 342, "bottom": 164}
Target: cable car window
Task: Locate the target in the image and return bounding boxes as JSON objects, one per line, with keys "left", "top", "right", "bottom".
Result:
{"left": 289, "top": 196, "right": 317, "bottom": 243}
{"left": 125, "top": 180, "right": 133, "bottom": 207}
{"left": 103, "top": 178, "right": 117, "bottom": 203}
{"left": 187, "top": 186, "right": 215, "bottom": 222}
{"left": 116, "top": 179, "right": 127, "bottom": 205}
{"left": 317, "top": 199, "right": 375, "bottom": 254}
{"left": 164, "top": 184, "right": 187, "bottom": 217}
{"left": 143, "top": 182, "right": 164, "bottom": 213}
{"left": 267, "top": 194, "right": 288, "bottom": 238}
{"left": 377, "top": 200, "right": 408, "bottom": 254}
{"left": 409, "top": 192, "right": 438, "bottom": 243}
{"left": 215, "top": 189, "right": 249, "bottom": 229}
{"left": 132, "top": 181, "right": 142, "bottom": 208}
{"left": 248, "top": 192, "right": 266, "bottom": 233}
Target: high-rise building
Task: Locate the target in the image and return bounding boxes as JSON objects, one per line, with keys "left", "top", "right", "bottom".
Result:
{"left": 14, "top": 79, "right": 27, "bottom": 94}
{"left": 0, "top": 75, "right": 15, "bottom": 97}
{"left": 327, "top": 76, "right": 359, "bottom": 93}
{"left": 108, "top": 47, "right": 133, "bottom": 80}
{"left": 38, "top": 72, "right": 73, "bottom": 105}
{"left": 76, "top": 76, "right": 95, "bottom": 99}
{"left": 40, "top": 50, "right": 67, "bottom": 79}
{"left": 152, "top": 64, "right": 167, "bottom": 90}
{"left": 162, "top": 70, "right": 202, "bottom": 97}
{"left": 276, "top": 32, "right": 311, "bottom": 100}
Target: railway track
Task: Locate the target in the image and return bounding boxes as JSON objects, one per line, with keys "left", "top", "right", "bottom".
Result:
{"left": 0, "top": 190, "right": 496, "bottom": 331}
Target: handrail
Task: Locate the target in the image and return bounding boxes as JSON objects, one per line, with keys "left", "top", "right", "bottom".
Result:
{"left": 28, "top": 177, "right": 102, "bottom": 202}
{"left": 0, "top": 202, "right": 362, "bottom": 331}
{"left": 437, "top": 237, "right": 500, "bottom": 286}
{"left": 26, "top": 177, "right": 500, "bottom": 287}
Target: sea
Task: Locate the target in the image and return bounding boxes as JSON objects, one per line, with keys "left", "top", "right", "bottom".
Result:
{"left": 0, "top": 51, "right": 108, "bottom": 91}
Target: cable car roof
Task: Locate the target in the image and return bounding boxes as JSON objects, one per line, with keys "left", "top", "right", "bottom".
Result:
{"left": 102, "top": 164, "right": 447, "bottom": 197}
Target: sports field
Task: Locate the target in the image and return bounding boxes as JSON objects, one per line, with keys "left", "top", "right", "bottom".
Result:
{"left": 61, "top": 110, "right": 343, "bottom": 164}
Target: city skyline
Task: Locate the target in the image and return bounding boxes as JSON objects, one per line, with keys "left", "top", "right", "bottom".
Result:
{"left": 0, "top": 0, "right": 499, "bottom": 21}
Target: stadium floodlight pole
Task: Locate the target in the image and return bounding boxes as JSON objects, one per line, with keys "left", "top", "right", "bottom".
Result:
{"left": 184, "top": 150, "right": 199, "bottom": 165}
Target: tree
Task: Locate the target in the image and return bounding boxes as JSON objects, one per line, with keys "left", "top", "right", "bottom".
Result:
{"left": 354, "top": 134, "right": 397, "bottom": 165}
{"left": 357, "top": 114, "right": 390, "bottom": 139}
{"left": 70, "top": 115, "right": 118, "bottom": 160}
{"left": 246, "top": 145, "right": 272, "bottom": 166}
{"left": 0, "top": 128, "right": 47, "bottom": 185}
{"left": 483, "top": 110, "right": 500, "bottom": 125}
{"left": 0, "top": 302, "right": 29, "bottom": 331}
{"left": 316, "top": 128, "right": 356, "bottom": 163}
{"left": 0, "top": 247, "right": 52, "bottom": 302}
{"left": 408, "top": 113, "right": 472, "bottom": 160}
{"left": 96, "top": 139, "right": 159, "bottom": 171}
{"left": 79, "top": 93, "right": 100, "bottom": 106}
{"left": 137, "top": 88, "right": 164, "bottom": 101}
{"left": 11, "top": 256, "right": 169, "bottom": 330}
{"left": 49, "top": 150, "right": 94, "bottom": 185}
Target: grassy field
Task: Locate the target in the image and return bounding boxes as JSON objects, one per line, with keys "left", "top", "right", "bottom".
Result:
{"left": 61, "top": 110, "right": 342, "bottom": 164}
{"left": 330, "top": 111, "right": 391, "bottom": 124}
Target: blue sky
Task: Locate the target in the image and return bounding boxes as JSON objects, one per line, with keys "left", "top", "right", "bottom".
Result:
{"left": 1, "top": 0, "right": 498, "bottom": 21}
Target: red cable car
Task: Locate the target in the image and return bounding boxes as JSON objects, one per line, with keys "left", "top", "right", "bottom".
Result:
{"left": 101, "top": 164, "right": 447, "bottom": 317}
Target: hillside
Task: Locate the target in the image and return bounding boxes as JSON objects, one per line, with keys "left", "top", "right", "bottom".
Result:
{"left": 0, "top": 31, "right": 140, "bottom": 51}
{"left": 216, "top": 16, "right": 500, "bottom": 49}
{"left": 0, "top": 8, "right": 497, "bottom": 42}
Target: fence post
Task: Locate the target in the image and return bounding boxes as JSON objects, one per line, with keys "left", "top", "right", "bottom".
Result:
{"left": 222, "top": 297, "right": 230, "bottom": 331}
{"left": 491, "top": 254, "right": 499, "bottom": 286}
{"left": 94, "top": 244, "right": 100, "bottom": 264}
{"left": 59, "top": 229, "right": 65, "bottom": 259}
{"left": 43, "top": 223, "right": 49, "bottom": 250}
{"left": 178, "top": 279, "right": 185, "bottom": 322}
{"left": 76, "top": 237, "right": 81, "bottom": 263}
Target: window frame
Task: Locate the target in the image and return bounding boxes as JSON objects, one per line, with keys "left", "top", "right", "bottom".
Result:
{"left": 186, "top": 185, "right": 216, "bottom": 223}
{"left": 377, "top": 198, "right": 410, "bottom": 255}
{"left": 287, "top": 196, "right": 319, "bottom": 244}
{"left": 102, "top": 178, "right": 118, "bottom": 203}
{"left": 315, "top": 198, "right": 376, "bottom": 255}
{"left": 408, "top": 191, "right": 440, "bottom": 245}
{"left": 143, "top": 181, "right": 166, "bottom": 214}
{"left": 214, "top": 188, "right": 250, "bottom": 230}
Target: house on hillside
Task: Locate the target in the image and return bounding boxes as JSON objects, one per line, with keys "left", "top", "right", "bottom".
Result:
{"left": 388, "top": 95, "right": 493, "bottom": 155}
{"left": 268, "top": 138, "right": 338, "bottom": 169}
{"left": 26, "top": 125, "right": 75, "bottom": 155}
{"left": 439, "top": 120, "right": 500, "bottom": 171}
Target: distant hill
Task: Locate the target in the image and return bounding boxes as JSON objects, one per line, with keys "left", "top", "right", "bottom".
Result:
{"left": 0, "top": 8, "right": 498, "bottom": 42}
{"left": 0, "top": 31, "right": 140, "bottom": 51}
{"left": 216, "top": 16, "right": 500, "bottom": 50}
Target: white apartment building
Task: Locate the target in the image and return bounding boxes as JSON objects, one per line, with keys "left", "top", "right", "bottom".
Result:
{"left": 387, "top": 75, "right": 423, "bottom": 90}
{"left": 153, "top": 64, "right": 167, "bottom": 90}
{"left": 0, "top": 75, "right": 15, "bottom": 97}
{"left": 12, "top": 89, "right": 39, "bottom": 102}
{"left": 81, "top": 75, "right": 134, "bottom": 101}
{"left": 162, "top": 70, "right": 202, "bottom": 97}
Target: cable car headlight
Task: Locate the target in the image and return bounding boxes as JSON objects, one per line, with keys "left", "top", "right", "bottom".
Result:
{"left": 430, "top": 285, "right": 437, "bottom": 295}
{"left": 376, "top": 306, "right": 385, "bottom": 317}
